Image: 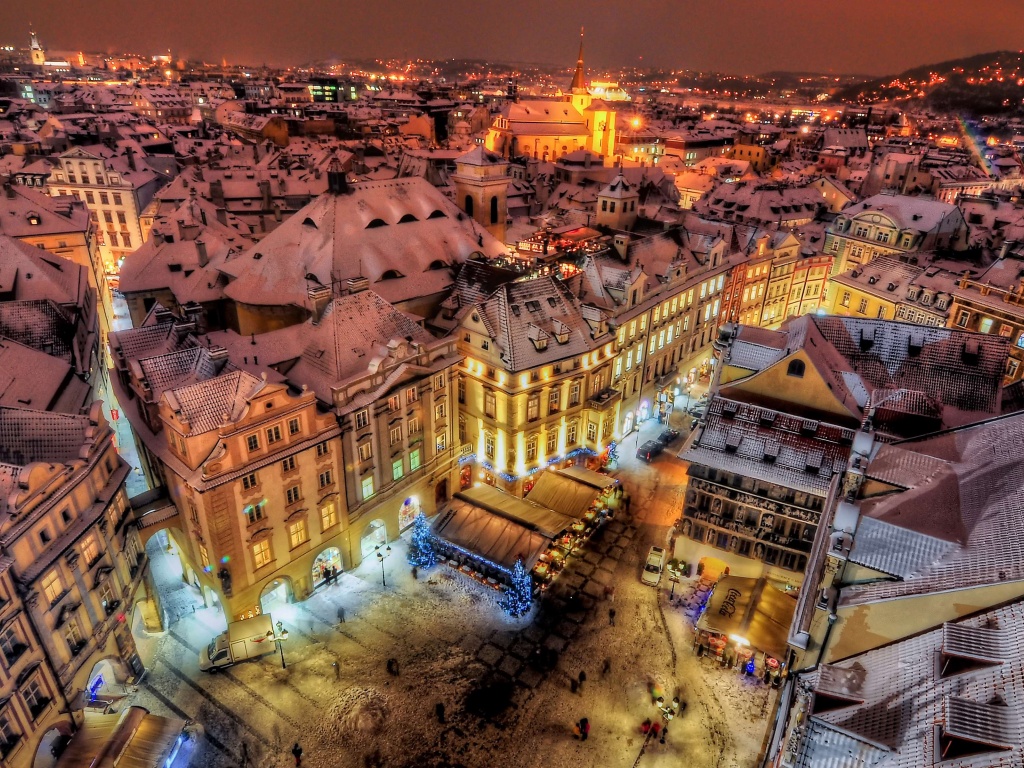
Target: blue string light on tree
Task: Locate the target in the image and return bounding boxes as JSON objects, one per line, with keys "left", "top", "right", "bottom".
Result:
{"left": 406, "top": 512, "right": 438, "bottom": 569}
{"left": 501, "top": 558, "right": 533, "bottom": 618}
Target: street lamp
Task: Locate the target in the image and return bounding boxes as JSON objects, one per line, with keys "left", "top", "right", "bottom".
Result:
{"left": 270, "top": 622, "right": 288, "bottom": 669}
{"left": 375, "top": 544, "right": 392, "bottom": 587}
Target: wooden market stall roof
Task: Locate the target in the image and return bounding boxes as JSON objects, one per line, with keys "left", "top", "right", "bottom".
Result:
{"left": 525, "top": 468, "right": 612, "bottom": 520}
{"left": 55, "top": 707, "right": 185, "bottom": 768}
{"left": 557, "top": 466, "right": 618, "bottom": 490}
{"left": 696, "top": 576, "right": 797, "bottom": 660}
{"left": 431, "top": 495, "right": 551, "bottom": 572}
{"left": 456, "top": 484, "right": 577, "bottom": 538}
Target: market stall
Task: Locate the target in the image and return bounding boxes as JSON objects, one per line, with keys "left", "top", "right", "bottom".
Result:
{"left": 695, "top": 575, "right": 796, "bottom": 685}
{"left": 55, "top": 707, "right": 186, "bottom": 768}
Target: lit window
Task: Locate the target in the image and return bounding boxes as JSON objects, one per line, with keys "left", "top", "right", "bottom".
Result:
{"left": 252, "top": 540, "right": 272, "bottom": 569}
{"left": 410, "top": 449, "right": 421, "bottom": 471}
{"left": 361, "top": 476, "right": 375, "bottom": 499}
{"left": 979, "top": 317, "right": 994, "bottom": 334}
{"left": 434, "top": 374, "right": 445, "bottom": 390}
{"left": 320, "top": 501, "right": 338, "bottom": 530}
{"left": 587, "top": 422, "right": 598, "bottom": 442}
{"left": 42, "top": 571, "right": 63, "bottom": 604}
{"left": 81, "top": 536, "right": 99, "bottom": 565}
{"left": 406, "top": 386, "right": 418, "bottom": 403}
{"left": 547, "top": 430, "right": 558, "bottom": 454}
{"left": 435, "top": 403, "right": 446, "bottom": 420}
{"left": 567, "top": 422, "right": 578, "bottom": 445}
{"left": 388, "top": 395, "right": 400, "bottom": 411}
{"left": 392, "top": 459, "right": 404, "bottom": 481}
{"left": 436, "top": 432, "right": 446, "bottom": 452}
{"left": 288, "top": 519, "right": 308, "bottom": 549}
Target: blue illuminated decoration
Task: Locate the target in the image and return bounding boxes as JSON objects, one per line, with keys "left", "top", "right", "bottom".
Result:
{"left": 406, "top": 512, "right": 437, "bottom": 569}
{"left": 462, "top": 449, "right": 597, "bottom": 483}
{"left": 501, "top": 558, "right": 533, "bottom": 617}
{"left": 745, "top": 658, "right": 756, "bottom": 675}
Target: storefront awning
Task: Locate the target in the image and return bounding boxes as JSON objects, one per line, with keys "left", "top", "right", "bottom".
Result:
{"left": 696, "top": 576, "right": 797, "bottom": 660}
{"left": 56, "top": 707, "right": 185, "bottom": 768}
{"left": 432, "top": 496, "right": 552, "bottom": 572}
{"left": 456, "top": 485, "right": 577, "bottom": 538}
{"left": 557, "top": 466, "right": 617, "bottom": 490}
{"left": 525, "top": 470, "right": 604, "bottom": 520}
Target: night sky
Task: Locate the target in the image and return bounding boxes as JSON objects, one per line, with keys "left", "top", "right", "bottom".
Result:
{"left": 2, "top": 0, "right": 1022, "bottom": 75}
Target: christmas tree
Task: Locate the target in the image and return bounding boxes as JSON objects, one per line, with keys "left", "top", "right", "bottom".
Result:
{"left": 407, "top": 512, "right": 438, "bottom": 569}
{"left": 501, "top": 558, "right": 533, "bottom": 617}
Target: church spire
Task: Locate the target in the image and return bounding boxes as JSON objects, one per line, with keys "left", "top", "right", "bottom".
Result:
{"left": 570, "top": 27, "right": 586, "bottom": 93}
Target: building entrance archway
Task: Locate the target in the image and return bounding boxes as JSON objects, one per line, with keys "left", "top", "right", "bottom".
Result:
{"left": 312, "top": 547, "right": 342, "bottom": 587}
{"left": 32, "top": 724, "right": 72, "bottom": 768}
{"left": 360, "top": 519, "right": 388, "bottom": 559}
{"left": 259, "top": 578, "right": 293, "bottom": 614}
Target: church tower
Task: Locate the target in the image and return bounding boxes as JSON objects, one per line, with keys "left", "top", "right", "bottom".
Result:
{"left": 453, "top": 147, "right": 510, "bottom": 243}
{"left": 29, "top": 29, "right": 45, "bottom": 67}
{"left": 568, "top": 28, "right": 592, "bottom": 114}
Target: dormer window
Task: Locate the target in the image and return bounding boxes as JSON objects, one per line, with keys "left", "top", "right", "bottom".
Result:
{"left": 26, "top": 212, "right": 41, "bottom": 226}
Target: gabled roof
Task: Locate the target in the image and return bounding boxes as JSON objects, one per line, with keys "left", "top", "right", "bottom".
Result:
{"left": 796, "top": 599, "right": 1024, "bottom": 768}
{"left": 842, "top": 412, "right": 1024, "bottom": 605}
{"left": 472, "top": 275, "right": 609, "bottom": 373}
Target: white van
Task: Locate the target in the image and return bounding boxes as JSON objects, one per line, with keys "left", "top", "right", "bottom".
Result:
{"left": 199, "top": 614, "right": 276, "bottom": 672}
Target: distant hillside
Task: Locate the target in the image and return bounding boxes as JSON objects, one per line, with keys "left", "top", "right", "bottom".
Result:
{"left": 834, "top": 51, "right": 1024, "bottom": 114}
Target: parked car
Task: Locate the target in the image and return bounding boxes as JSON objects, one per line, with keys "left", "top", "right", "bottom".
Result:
{"left": 636, "top": 440, "right": 663, "bottom": 463}
{"left": 641, "top": 546, "right": 666, "bottom": 586}
{"left": 687, "top": 402, "right": 708, "bottom": 418}
{"left": 200, "top": 614, "right": 277, "bottom": 672}
{"left": 657, "top": 428, "right": 680, "bottom": 446}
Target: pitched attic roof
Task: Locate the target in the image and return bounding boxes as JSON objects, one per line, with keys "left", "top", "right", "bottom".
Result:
{"left": 796, "top": 599, "right": 1024, "bottom": 768}
{"left": 473, "top": 275, "right": 610, "bottom": 373}
{"left": 222, "top": 177, "right": 506, "bottom": 310}
{"left": 841, "top": 411, "right": 1024, "bottom": 605}
{"left": 165, "top": 369, "right": 265, "bottom": 434}
{"left": 286, "top": 290, "right": 437, "bottom": 401}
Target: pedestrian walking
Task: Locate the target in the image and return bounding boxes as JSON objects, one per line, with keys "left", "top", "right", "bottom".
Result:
{"left": 578, "top": 670, "right": 587, "bottom": 691}
{"left": 412, "top": 566, "right": 419, "bottom": 580}
{"left": 608, "top": 607, "right": 616, "bottom": 626}
{"left": 659, "top": 725, "right": 668, "bottom": 745}
{"left": 337, "top": 605, "right": 346, "bottom": 623}
{"left": 651, "top": 721, "right": 661, "bottom": 739}
{"left": 435, "top": 702, "right": 446, "bottom": 724}
{"left": 332, "top": 661, "right": 340, "bottom": 680}
{"left": 331, "top": 565, "right": 339, "bottom": 584}
{"left": 291, "top": 742, "right": 303, "bottom": 766}
{"left": 601, "top": 657, "right": 611, "bottom": 676}
{"left": 579, "top": 717, "right": 590, "bottom": 741}
{"left": 640, "top": 718, "right": 652, "bottom": 735}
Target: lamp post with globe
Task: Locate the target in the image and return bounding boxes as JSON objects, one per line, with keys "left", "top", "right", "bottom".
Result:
{"left": 375, "top": 544, "right": 392, "bottom": 587}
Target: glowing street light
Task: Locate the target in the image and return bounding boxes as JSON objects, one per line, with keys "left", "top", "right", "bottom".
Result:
{"left": 375, "top": 544, "right": 392, "bottom": 587}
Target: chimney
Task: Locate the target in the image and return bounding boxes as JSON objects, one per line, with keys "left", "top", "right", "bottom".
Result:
{"left": 584, "top": 153, "right": 592, "bottom": 169}
{"left": 196, "top": 239, "right": 208, "bottom": 267}
{"left": 3, "top": 180, "right": 14, "bottom": 199}
{"left": 308, "top": 285, "right": 331, "bottom": 324}
{"left": 215, "top": 207, "right": 227, "bottom": 226}
{"left": 258, "top": 179, "right": 271, "bottom": 210}
{"left": 210, "top": 179, "right": 225, "bottom": 208}
{"left": 327, "top": 157, "right": 348, "bottom": 194}
{"left": 126, "top": 145, "right": 137, "bottom": 172}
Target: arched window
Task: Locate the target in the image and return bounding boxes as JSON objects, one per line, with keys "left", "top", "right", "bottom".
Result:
{"left": 786, "top": 359, "right": 806, "bottom": 378}
{"left": 398, "top": 213, "right": 418, "bottom": 224}
{"left": 428, "top": 259, "right": 447, "bottom": 271}
{"left": 464, "top": 196, "right": 474, "bottom": 217}
{"left": 365, "top": 218, "right": 387, "bottom": 229}
{"left": 379, "top": 269, "right": 404, "bottom": 280}
{"left": 489, "top": 196, "right": 499, "bottom": 225}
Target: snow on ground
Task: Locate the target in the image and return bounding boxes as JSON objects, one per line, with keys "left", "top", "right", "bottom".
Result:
{"left": 124, "top": 405, "right": 774, "bottom": 768}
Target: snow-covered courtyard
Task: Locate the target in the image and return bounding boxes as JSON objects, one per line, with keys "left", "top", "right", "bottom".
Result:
{"left": 126, "top": 416, "right": 775, "bottom": 768}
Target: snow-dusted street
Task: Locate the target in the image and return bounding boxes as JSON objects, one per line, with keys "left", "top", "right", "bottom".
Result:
{"left": 125, "top": 414, "right": 774, "bottom": 768}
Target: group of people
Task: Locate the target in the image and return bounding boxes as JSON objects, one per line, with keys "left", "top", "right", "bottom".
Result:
{"left": 572, "top": 717, "right": 591, "bottom": 741}
{"left": 319, "top": 563, "right": 340, "bottom": 585}
{"left": 640, "top": 718, "right": 669, "bottom": 744}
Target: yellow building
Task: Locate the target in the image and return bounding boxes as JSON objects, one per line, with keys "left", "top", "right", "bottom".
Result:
{"left": 0, "top": 403, "right": 147, "bottom": 768}
{"left": 484, "top": 34, "right": 616, "bottom": 165}
{"left": 111, "top": 290, "right": 462, "bottom": 620}
{"left": 456, "top": 275, "right": 619, "bottom": 496}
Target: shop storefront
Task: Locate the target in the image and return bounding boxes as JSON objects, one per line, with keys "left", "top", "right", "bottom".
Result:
{"left": 694, "top": 575, "right": 796, "bottom": 687}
